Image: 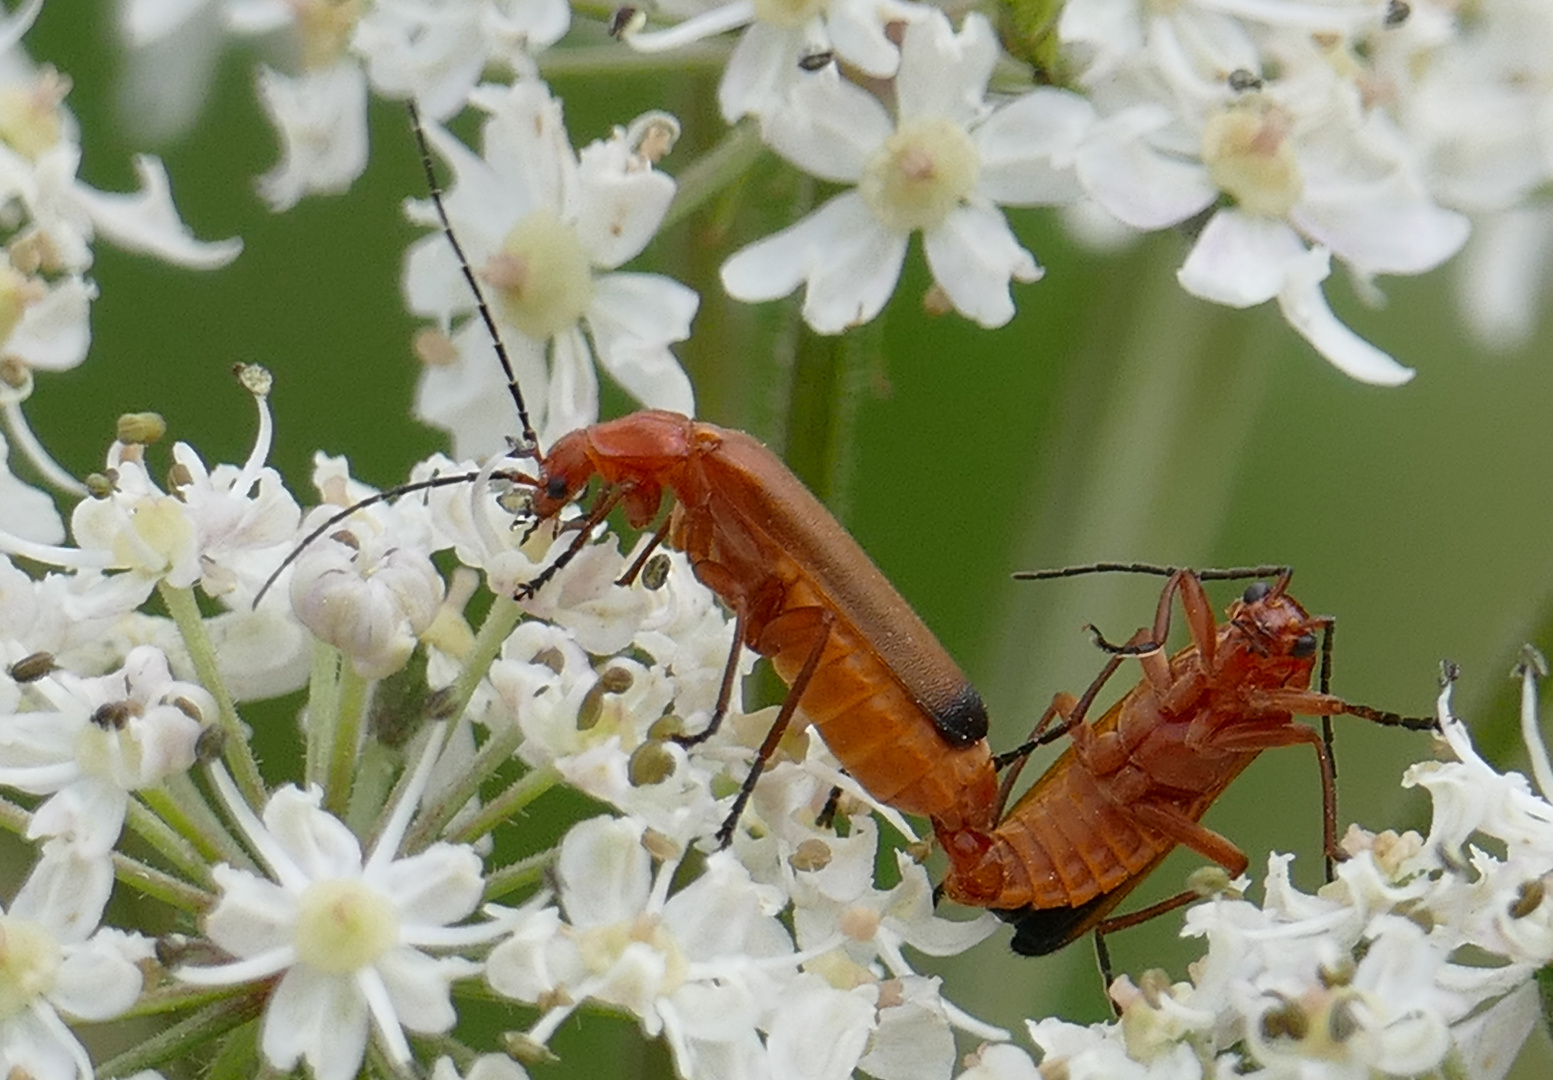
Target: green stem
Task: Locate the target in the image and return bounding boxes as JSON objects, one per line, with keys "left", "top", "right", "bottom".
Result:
{"left": 305, "top": 639, "right": 342, "bottom": 789}
{"left": 448, "top": 765, "right": 562, "bottom": 847}
{"left": 325, "top": 663, "right": 371, "bottom": 817}
{"left": 164, "top": 770, "right": 251, "bottom": 865}
{"left": 111, "top": 848, "right": 211, "bottom": 912}
{"left": 405, "top": 726, "right": 533, "bottom": 851}
{"left": 399, "top": 595, "right": 527, "bottom": 849}
{"left": 124, "top": 796, "right": 215, "bottom": 888}
{"left": 94, "top": 993, "right": 265, "bottom": 1078}
{"left": 139, "top": 779, "right": 242, "bottom": 868}
{"left": 118, "top": 982, "right": 242, "bottom": 1020}
{"left": 347, "top": 736, "right": 401, "bottom": 838}
{"left": 450, "top": 594, "right": 523, "bottom": 723}
{"left": 484, "top": 847, "right": 558, "bottom": 903}
{"left": 784, "top": 321, "right": 877, "bottom": 516}
{"left": 158, "top": 582, "right": 267, "bottom": 809}
{"left": 409, "top": 1033, "right": 479, "bottom": 1073}
{"left": 0, "top": 793, "right": 28, "bottom": 833}
{"left": 538, "top": 41, "right": 730, "bottom": 78}
{"left": 661, "top": 121, "right": 769, "bottom": 234}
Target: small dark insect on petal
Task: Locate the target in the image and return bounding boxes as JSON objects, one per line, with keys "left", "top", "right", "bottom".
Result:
{"left": 608, "top": 6, "right": 640, "bottom": 37}
{"left": 7, "top": 651, "right": 56, "bottom": 683}
{"left": 1384, "top": 0, "right": 1410, "bottom": 26}
{"left": 1227, "top": 68, "right": 1263, "bottom": 92}
{"left": 195, "top": 725, "right": 226, "bottom": 763}
{"left": 798, "top": 50, "right": 834, "bottom": 72}
{"left": 92, "top": 701, "right": 133, "bottom": 730}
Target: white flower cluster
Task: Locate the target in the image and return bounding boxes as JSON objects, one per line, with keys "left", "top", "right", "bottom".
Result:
{"left": 8, "top": 361, "right": 1553, "bottom": 1080}
{"left": 118, "top": 0, "right": 1553, "bottom": 399}
{"left": 0, "top": 364, "right": 1006, "bottom": 1078}
{"left": 0, "top": 0, "right": 238, "bottom": 549}
{"left": 1, "top": 5, "right": 1550, "bottom": 1080}
{"left": 981, "top": 671, "right": 1553, "bottom": 1080}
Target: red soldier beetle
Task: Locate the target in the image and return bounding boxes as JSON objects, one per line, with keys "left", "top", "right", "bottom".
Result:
{"left": 935, "top": 565, "right": 1435, "bottom": 979}
{"left": 264, "top": 103, "right": 1001, "bottom": 848}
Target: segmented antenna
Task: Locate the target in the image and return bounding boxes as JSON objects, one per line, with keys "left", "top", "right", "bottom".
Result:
{"left": 406, "top": 99, "right": 540, "bottom": 458}
{"left": 253, "top": 466, "right": 535, "bottom": 606}
{"left": 1013, "top": 562, "right": 1292, "bottom": 582}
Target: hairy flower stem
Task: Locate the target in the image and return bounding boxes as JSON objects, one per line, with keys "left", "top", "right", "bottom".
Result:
{"left": 159, "top": 581, "right": 267, "bottom": 807}
{"left": 661, "top": 120, "right": 768, "bottom": 234}
{"left": 112, "top": 848, "right": 211, "bottom": 912}
{"left": 162, "top": 770, "right": 250, "bottom": 864}
{"left": 325, "top": 663, "right": 371, "bottom": 817}
{"left": 126, "top": 795, "right": 219, "bottom": 887}
{"left": 538, "top": 40, "right": 729, "bottom": 78}
{"left": 449, "top": 594, "right": 524, "bottom": 724}
{"left": 449, "top": 764, "right": 561, "bottom": 846}
{"left": 305, "top": 638, "right": 342, "bottom": 788}
{"left": 93, "top": 993, "right": 266, "bottom": 1078}
{"left": 483, "top": 847, "right": 557, "bottom": 902}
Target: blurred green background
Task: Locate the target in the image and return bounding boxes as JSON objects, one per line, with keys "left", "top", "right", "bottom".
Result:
{"left": 20, "top": 4, "right": 1553, "bottom": 1077}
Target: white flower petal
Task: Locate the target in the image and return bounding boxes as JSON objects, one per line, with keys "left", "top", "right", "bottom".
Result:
{"left": 255, "top": 62, "right": 369, "bottom": 211}
{"left": 1294, "top": 171, "right": 1470, "bottom": 277}
{"left": 759, "top": 70, "right": 889, "bottom": 183}
{"left": 49, "top": 928, "right": 151, "bottom": 1021}
{"left": 0, "top": 444, "right": 63, "bottom": 545}
{"left": 468, "top": 81, "right": 576, "bottom": 224}
{"left": 9, "top": 845, "right": 113, "bottom": 941}
{"left": 25, "top": 778, "right": 128, "bottom": 859}
{"left": 0, "top": 1008, "right": 87, "bottom": 1080}
{"left": 8, "top": 276, "right": 93, "bottom": 373}
{"left": 1076, "top": 107, "right": 1217, "bottom": 230}
{"left": 414, "top": 318, "right": 545, "bottom": 460}
{"left": 718, "top": 21, "right": 805, "bottom": 122}
{"left": 557, "top": 816, "right": 651, "bottom": 928}
{"left": 543, "top": 326, "right": 599, "bottom": 444}
{"left": 975, "top": 89, "right": 1093, "bottom": 206}
{"left": 262, "top": 965, "right": 369, "bottom": 1080}
{"left": 721, "top": 192, "right": 907, "bottom": 334}
{"left": 376, "top": 947, "right": 478, "bottom": 1032}
{"left": 857, "top": 988, "right": 954, "bottom": 1080}
{"left": 574, "top": 139, "right": 675, "bottom": 270}
{"left": 1177, "top": 209, "right": 1307, "bottom": 307}
{"left": 586, "top": 273, "right": 698, "bottom": 415}
{"left": 825, "top": 0, "right": 921, "bottom": 77}
{"left": 1276, "top": 247, "right": 1414, "bottom": 385}
{"left": 67, "top": 156, "right": 241, "bottom": 269}
{"left": 923, "top": 204, "right": 1041, "bottom": 328}
{"left": 205, "top": 865, "right": 300, "bottom": 956}
{"left": 765, "top": 976, "right": 876, "bottom": 1080}
{"left": 376, "top": 843, "right": 484, "bottom": 927}
{"left": 895, "top": 11, "right": 997, "bottom": 128}
{"left": 1455, "top": 208, "right": 1553, "bottom": 352}
{"left": 263, "top": 785, "right": 365, "bottom": 881}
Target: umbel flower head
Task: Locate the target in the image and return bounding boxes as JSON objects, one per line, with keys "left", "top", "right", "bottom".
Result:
{"left": 175, "top": 736, "right": 503, "bottom": 1080}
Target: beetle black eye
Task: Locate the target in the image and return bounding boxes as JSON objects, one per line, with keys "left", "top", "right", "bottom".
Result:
{"left": 545, "top": 476, "right": 569, "bottom": 501}
{"left": 1242, "top": 581, "right": 1272, "bottom": 603}
{"left": 1292, "top": 633, "right": 1317, "bottom": 658}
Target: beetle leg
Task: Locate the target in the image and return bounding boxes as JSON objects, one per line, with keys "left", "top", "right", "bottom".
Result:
{"left": 515, "top": 483, "right": 631, "bottom": 599}
{"left": 672, "top": 607, "right": 748, "bottom": 748}
{"left": 1130, "top": 801, "right": 1251, "bottom": 876}
{"left": 713, "top": 606, "right": 835, "bottom": 848}
{"left": 992, "top": 643, "right": 1136, "bottom": 816}
{"left": 1092, "top": 890, "right": 1207, "bottom": 1012}
{"left": 616, "top": 511, "right": 673, "bottom": 586}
